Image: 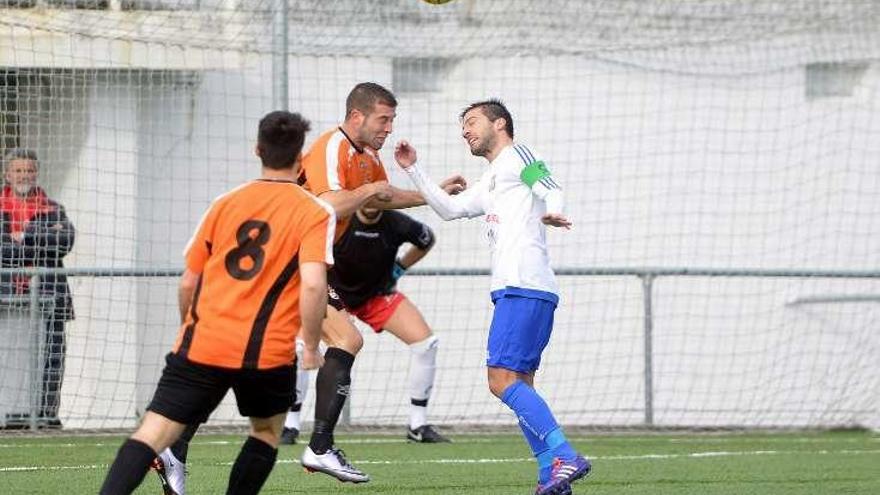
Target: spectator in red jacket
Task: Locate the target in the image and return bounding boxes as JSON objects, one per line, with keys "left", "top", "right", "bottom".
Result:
{"left": 1, "top": 148, "right": 75, "bottom": 429}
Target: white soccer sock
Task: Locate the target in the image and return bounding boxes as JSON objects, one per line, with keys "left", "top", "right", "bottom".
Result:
{"left": 408, "top": 335, "right": 439, "bottom": 429}
{"left": 286, "top": 340, "right": 311, "bottom": 430}
{"left": 285, "top": 410, "right": 301, "bottom": 430}
{"left": 410, "top": 404, "right": 428, "bottom": 431}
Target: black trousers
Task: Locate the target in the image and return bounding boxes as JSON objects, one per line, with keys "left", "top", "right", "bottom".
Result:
{"left": 40, "top": 319, "right": 66, "bottom": 420}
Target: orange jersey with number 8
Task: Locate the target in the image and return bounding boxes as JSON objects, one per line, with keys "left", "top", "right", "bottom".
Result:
{"left": 173, "top": 180, "right": 335, "bottom": 370}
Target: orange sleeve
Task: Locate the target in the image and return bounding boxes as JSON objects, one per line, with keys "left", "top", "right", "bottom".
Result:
{"left": 302, "top": 133, "right": 343, "bottom": 196}
{"left": 183, "top": 201, "right": 220, "bottom": 274}
{"left": 298, "top": 198, "right": 336, "bottom": 266}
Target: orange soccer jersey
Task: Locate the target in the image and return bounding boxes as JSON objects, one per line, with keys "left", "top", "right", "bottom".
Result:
{"left": 173, "top": 180, "right": 335, "bottom": 370}
{"left": 300, "top": 127, "right": 388, "bottom": 236}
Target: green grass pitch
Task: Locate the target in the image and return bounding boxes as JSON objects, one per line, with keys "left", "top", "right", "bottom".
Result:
{"left": 1, "top": 431, "right": 878, "bottom": 494}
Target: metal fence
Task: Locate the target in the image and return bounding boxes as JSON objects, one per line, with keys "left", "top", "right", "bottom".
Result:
{"left": 2, "top": 266, "right": 878, "bottom": 430}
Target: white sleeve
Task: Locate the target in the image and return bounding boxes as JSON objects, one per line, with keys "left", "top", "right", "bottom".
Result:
{"left": 532, "top": 181, "right": 565, "bottom": 215}
{"left": 405, "top": 164, "right": 485, "bottom": 220}
{"left": 516, "top": 150, "right": 564, "bottom": 215}
{"left": 511, "top": 144, "right": 565, "bottom": 215}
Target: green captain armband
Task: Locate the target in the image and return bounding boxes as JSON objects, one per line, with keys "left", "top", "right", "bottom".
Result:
{"left": 520, "top": 160, "right": 553, "bottom": 188}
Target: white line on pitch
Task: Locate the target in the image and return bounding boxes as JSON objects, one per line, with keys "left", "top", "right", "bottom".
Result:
{"left": 0, "top": 437, "right": 504, "bottom": 449}
{"left": 2, "top": 434, "right": 877, "bottom": 449}
{"left": 1, "top": 448, "right": 878, "bottom": 473}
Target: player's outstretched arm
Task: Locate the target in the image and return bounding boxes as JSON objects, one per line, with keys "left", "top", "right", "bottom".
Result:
{"left": 364, "top": 184, "right": 424, "bottom": 209}
{"left": 299, "top": 261, "right": 327, "bottom": 370}
{"left": 363, "top": 176, "right": 465, "bottom": 210}
{"left": 320, "top": 181, "right": 393, "bottom": 219}
{"left": 394, "top": 140, "right": 484, "bottom": 221}
{"left": 440, "top": 174, "right": 467, "bottom": 194}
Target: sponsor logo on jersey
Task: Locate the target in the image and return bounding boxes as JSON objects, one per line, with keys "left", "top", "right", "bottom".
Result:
{"left": 485, "top": 215, "right": 500, "bottom": 245}
{"left": 328, "top": 286, "right": 340, "bottom": 300}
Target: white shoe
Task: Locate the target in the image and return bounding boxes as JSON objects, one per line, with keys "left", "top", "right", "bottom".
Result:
{"left": 300, "top": 445, "right": 370, "bottom": 483}
{"left": 153, "top": 448, "right": 187, "bottom": 495}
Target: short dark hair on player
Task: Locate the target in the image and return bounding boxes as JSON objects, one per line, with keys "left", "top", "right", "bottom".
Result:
{"left": 460, "top": 98, "right": 514, "bottom": 139}
{"left": 257, "top": 111, "right": 311, "bottom": 170}
{"left": 345, "top": 82, "right": 398, "bottom": 119}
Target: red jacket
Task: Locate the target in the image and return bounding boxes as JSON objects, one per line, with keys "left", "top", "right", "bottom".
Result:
{"left": 1, "top": 185, "right": 76, "bottom": 320}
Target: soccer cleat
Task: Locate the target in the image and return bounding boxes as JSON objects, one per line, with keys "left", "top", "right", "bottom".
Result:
{"left": 38, "top": 417, "right": 63, "bottom": 430}
{"left": 151, "top": 449, "right": 187, "bottom": 495}
{"left": 534, "top": 478, "right": 572, "bottom": 495}
{"left": 301, "top": 445, "right": 370, "bottom": 483}
{"left": 280, "top": 426, "right": 299, "bottom": 445}
{"left": 549, "top": 454, "right": 591, "bottom": 487}
{"left": 406, "top": 424, "right": 451, "bottom": 443}
{"left": 150, "top": 457, "right": 175, "bottom": 495}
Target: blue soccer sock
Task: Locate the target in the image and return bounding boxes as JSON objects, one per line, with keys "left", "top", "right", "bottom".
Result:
{"left": 545, "top": 426, "right": 577, "bottom": 461}
{"left": 501, "top": 381, "right": 578, "bottom": 465}
{"left": 516, "top": 415, "right": 552, "bottom": 483}
{"left": 536, "top": 448, "right": 555, "bottom": 484}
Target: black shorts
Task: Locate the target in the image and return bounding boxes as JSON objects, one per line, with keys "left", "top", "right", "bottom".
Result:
{"left": 147, "top": 352, "right": 296, "bottom": 424}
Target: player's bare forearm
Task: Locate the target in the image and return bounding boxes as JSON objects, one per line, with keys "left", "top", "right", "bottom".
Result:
{"left": 178, "top": 269, "right": 201, "bottom": 324}
{"left": 320, "top": 182, "right": 392, "bottom": 218}
{"left": 365, "top": 185, "right": 425, "bottom": 209}
{"left": 299, "top": 262, "right": 328, "bottom": 364}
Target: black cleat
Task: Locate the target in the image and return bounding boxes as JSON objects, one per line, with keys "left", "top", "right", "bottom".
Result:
{"left": 280, "top": 426, "right": 299, "bottom": 445}
{"left": 406, "top": 424, "right": 451, "bottom": 443}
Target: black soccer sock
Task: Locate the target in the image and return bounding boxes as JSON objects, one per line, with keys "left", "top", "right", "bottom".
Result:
{"left": 99, "top": 438, "right": 157, "bottom": 495}
{"left": 309, "top": 347, "right": 354, "bottom": 454}
{"left": 170, "top": 423, "right": 199, "bottom": 463}
{"left": 226, "top": 435, "right": 278, "bottom": 495}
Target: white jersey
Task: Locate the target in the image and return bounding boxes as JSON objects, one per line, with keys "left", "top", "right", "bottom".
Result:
{"left": 405, "top": 143, "right": 564, "bottom": 301}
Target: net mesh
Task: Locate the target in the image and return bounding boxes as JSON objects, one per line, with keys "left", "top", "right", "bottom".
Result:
{"left": 0, "top": 0, "right": 878, "bottom": 431}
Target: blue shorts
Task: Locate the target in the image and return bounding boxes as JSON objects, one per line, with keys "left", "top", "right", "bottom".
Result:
{"left": 487, "top": 288, "right": 558, "bottom": 373}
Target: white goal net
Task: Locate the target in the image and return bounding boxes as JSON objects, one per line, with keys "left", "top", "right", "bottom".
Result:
{"left": 1, "top": 0, "right": 878, "bottom": 431}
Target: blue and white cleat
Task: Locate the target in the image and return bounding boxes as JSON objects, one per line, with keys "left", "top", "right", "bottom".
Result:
{"left": 550, "top": 454, "right": 591, "bottom": 487}
{"left": 534, "top": 477, "right": 572, "bottom": 495}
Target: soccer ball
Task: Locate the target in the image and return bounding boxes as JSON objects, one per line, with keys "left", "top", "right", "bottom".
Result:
{"left": 422, "top": 0, "right": 454, "bottom": 4}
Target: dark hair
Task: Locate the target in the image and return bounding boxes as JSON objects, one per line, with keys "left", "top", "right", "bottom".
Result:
{"left": 460, "top": 98, "right": 514, "bottom": 138}
{"left": 3, "top": 147, "right": 39, "bottom": 171}
{"left": 345, "top": 82, "right": 397, "bottom": 119}
{"left": 257, "top": 111, "right": 311, "bottom": 169}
